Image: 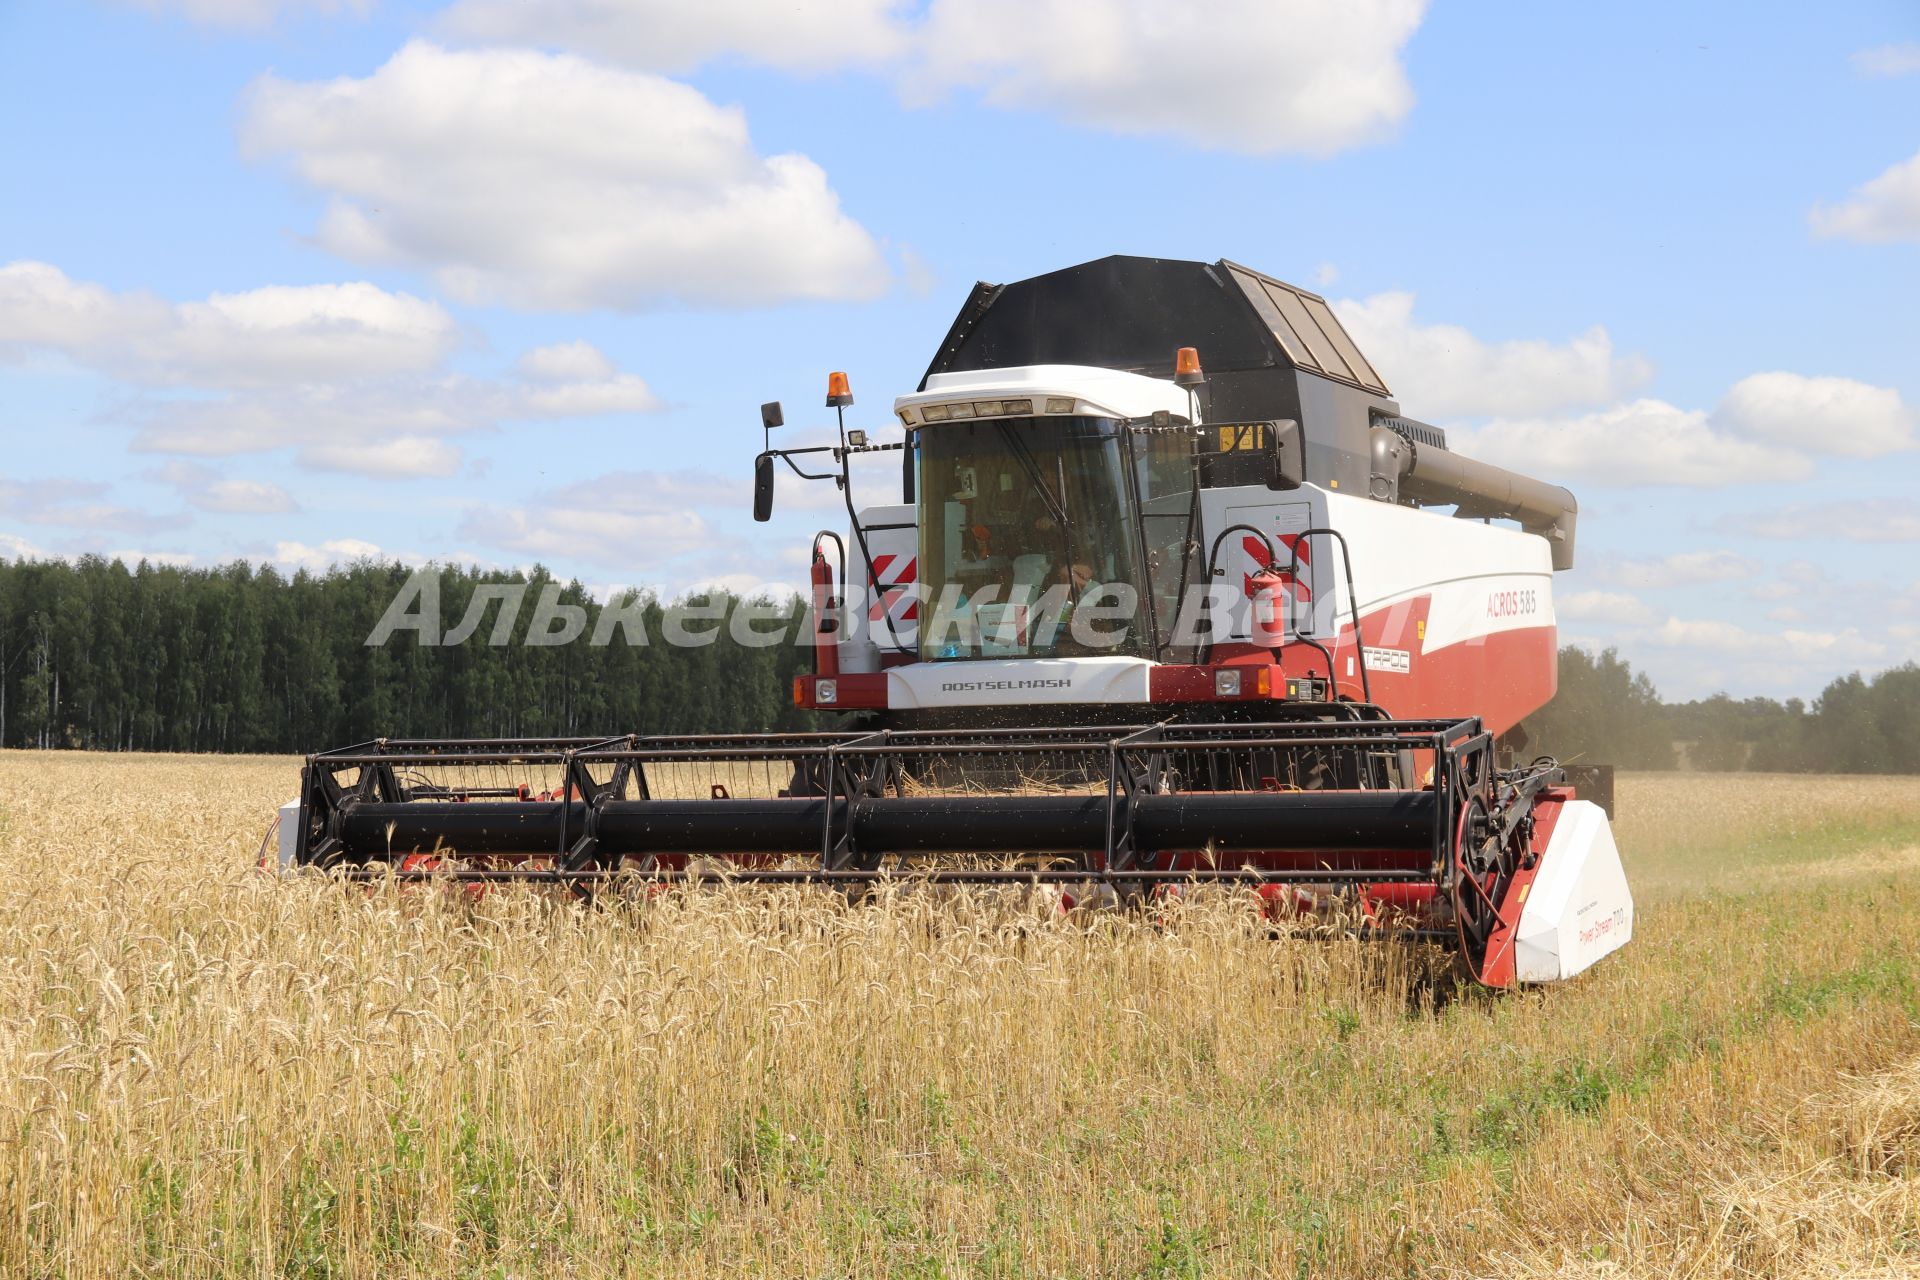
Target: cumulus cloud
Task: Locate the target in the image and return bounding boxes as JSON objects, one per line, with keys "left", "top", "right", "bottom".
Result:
{"left": 1555, "top": 589, "right": 1661, "bottom": 626}
{"left": 454, "top": 467, "right": 775, "bottom": 571}
{"left": 1333, "top": 291, "right": 1652, "bottom": 416}
{"left": 1716, "top": 499, "right": 1920, "bottom": 544}
{"left": 1648, "top": 615, "right": 1888, "bottom": 666}
{"left": 269, "top": 538, "right": 389, "bottom": 573}
{"left": 0, "top": 261, "right": 663, "bottom": 474}
{"left": 1331, "top": 297, "right": 1911, "bottom": 489}
{"left": 298, "top": 436, "right": 465, "bottom": 479}
{"left": 125, "top": 353, "right": 660, "bottom": 472}
{"left": 518, "top": 340, "right": 614, "bottom": 383}
{"left": 1714, "top": 371, "right": 1915, "bottom": 458}
{"left": 543, "top": 469, "right": 740, "bottom": 511}
{"left": 1597, "top": 550, "right": 1757, "bottom": 590}
{"left": 1853, "top": 44, "right": 1920, "bottom": 78}
{"left": 119, "top": 0, "right": 369, "bottom": 29}
{"left": 912, "top": 0, "right": 1424, "bottom": 155}
{"left": 0, "top": 533, "right": 50, "bottom": 561}
{"left": 146, "top": 460, "right": 299, "bottom": 513}
{"left": 513, "top": 342, "right": 662, "bottom": 415}
{"left": 435, "top": 0, "right": 1425, "bottom": 157}
{"left": 0, "top": 261, "right": 456, "bottom": 385}
{"left": 1811, "top": 148, "right": 1920, "bottom": 243}
{"left": 241, "top": 42, "right": 890, "bottom": 311}
{"left": 461, "top": 505, "right": 720, "bottom": 569}
{"left": 440, "top": 0, "right": 910, "bottom": 73}
{"left": 1451, "top": 399, "right": 1812, "bottom": 487}
{"left": 0, "top": 475, "right": 190, "bottom": 536}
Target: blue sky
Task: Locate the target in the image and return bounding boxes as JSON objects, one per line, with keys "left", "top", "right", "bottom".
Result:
{"left": 0, "top": 0, "right": 1915, "bottom": 701}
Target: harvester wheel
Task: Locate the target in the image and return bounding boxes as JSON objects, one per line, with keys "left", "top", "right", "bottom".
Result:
{"left": 1450, "top": 796, "right": 1519, "bottom": 985}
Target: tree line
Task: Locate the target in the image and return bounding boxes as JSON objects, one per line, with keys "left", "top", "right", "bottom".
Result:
{"left": 1513, "top": 646, "right": 1920, "bottom": 774}
{"left": 0, "top": 554, "right": 1911, "bottom": 771}
{"left": 0, "top": 556, "right": 814, "bottom": 754}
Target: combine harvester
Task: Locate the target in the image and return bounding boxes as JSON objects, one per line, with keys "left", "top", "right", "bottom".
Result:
{"left": 278, "top": 256, "right": 1632, "bottom": 987}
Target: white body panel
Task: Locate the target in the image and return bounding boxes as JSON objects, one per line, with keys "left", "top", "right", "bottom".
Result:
{"left": 276, "top": 799, "right": 301, "bottom": 870}
{"left": 1514, "top": 800, "right": 1634, "bottom": 982}
{"left": 887, "top": 656, "right": 1152, "bottom": 710}
{"left": 1198, "top": 485, "right": 1555, "bottom": 650}
{"left": 839, "top": 503, "right": 918, "bottom": 672}
{"left": 897, "top": 365, "right": 1190, "bottom": 425}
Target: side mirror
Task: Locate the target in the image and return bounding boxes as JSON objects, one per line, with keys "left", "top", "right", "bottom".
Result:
{"left": 901, "top": 434, "right": 916, "bottom": 504}
{"left": 1266, "top": 419, "right": 1304, "bottom": 491}
{"left": 753, "top": 453, "right": 775, "bottom": 521}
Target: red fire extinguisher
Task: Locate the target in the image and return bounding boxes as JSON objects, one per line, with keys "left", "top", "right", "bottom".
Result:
{"left": 1248, "top": 566, "right": 1291, "bottom": 653}
{"left": 811, "top": 549, "right": 840, "bottom": 678}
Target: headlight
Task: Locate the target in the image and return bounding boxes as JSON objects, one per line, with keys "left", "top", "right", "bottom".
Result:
{"left": 815, "top": 679, "right": 838, "bottom": 704}
{"left": 1213, "top": 669, "right": 1241, "bottom": 698}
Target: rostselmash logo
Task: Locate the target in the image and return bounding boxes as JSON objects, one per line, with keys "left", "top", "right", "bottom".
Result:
{"left": 939, "top": 678, "right": 1073, "bottom": 693}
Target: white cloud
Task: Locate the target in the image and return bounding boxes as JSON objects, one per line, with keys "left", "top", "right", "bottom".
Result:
{"left": 439, "top": 0, "right": 909, "bottom": 73}
{"left": 1333, "top": 291, "right": 1652, "bottom": 417}
{"left": 242, "top": 42, "right": 890, "bottom": 310}
{"left": 0, "top": 261, "right": 665, "bottom": 470}
{"left": 544, "top": 469, "right": 740, "bottom": 510}
{"left": 105, "top": 548, "right": 198, "bottom": 568}
{"left": 1853, "top": 44, "right": 1920, "bottom": 77}
{"left": 1597, "top": 550, "right": 1757, "bottom": 590}
{"left": 436, "top": 0, "right": 1426, "bottom": 157}
{"left": 1811, "top": 148, "right": 1920, "bottom": 244}
{"left": 0, "top": 475, "right": 189, "bottom": 535}
{"left": 518, "top": 340, "right": 614, "bottom": 382}
{"left": 0, "top": 261, "right": 456, "bottom": 385}
{"left": 0, "top": 261, "right": 169, "bottom": 352}
{"left": 119, "top": 0, "right": 370, "bottom": 29}
{"left": 270, "top": 538, "right": 387, "bottom": 573}
{"left": 0, "top": 533, "right": 50, "bottom": 561}
{"left": 162, "top": 283, "right": 457, "bottom": 386}
{"left": 1451, "top": 399, "right": 1811, "bottom": 487}
{"left": 912, "top": 0, "right": 1425, "bottom": 155}
{"left": 1713, "top": 371, "right": 1915, "bottom": 458}
{"left": 513, "top": 342, "right": 662, "bottom": 415}
{"left": 126, "top": 360, "right": 661, "bottom": 463}
{"left": 1716, "top": 499, "right": 1920, "bottom": 544}
{"left": 1649, "top": 615, "right": 1888, "bottom": 667}
{"left": 1556, "top": 589, "right": 1660, "bottom": 626}
{"left": 462, "top": 505, "right": 720, "bottom": 568}
{"left": 298, "top": 436, "right": 465, "bottom": 479}
{"left": 147, "top": 460, "right": 299, "bottom": 513}
{"left": 454, "top": 467, "right": 772, "bottom": 571}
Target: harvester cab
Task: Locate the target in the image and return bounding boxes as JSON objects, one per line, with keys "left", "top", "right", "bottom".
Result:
{"left": 281, "top": 254, "right": 1634, "bottom": 990}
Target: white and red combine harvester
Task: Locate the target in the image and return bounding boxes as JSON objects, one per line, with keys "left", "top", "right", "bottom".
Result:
{"left": 281, "top": 256, "right": 1631, "bottom": 988}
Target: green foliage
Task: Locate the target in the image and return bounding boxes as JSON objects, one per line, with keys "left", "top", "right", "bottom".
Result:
{"left": 1516, "top": 646, "right": 1920, "bottom": 774}
{"left": 1517, "top": 645, "right": 1675, "bottom": 768}
{"left": 0, "top": 555, "right": 814, "bottom": 751}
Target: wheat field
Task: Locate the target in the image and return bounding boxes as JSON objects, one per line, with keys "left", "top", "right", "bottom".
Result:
{"left": 0, "top": 753, "right": 1917, "bottom": 1278}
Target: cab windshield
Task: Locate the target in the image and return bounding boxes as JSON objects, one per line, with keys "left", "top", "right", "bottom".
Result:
{"left": 915, "top": 415, "right": 1150, "bottom": 662}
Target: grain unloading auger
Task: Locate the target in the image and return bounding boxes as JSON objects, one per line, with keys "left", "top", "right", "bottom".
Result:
{"left": 275, "top": 255, "right": 1633, "bottom": 987}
